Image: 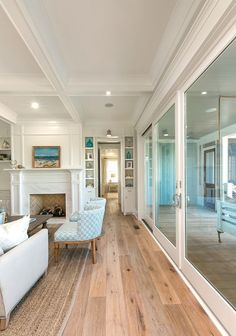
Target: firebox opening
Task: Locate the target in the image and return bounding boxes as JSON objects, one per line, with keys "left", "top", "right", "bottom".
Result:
{"left": 30, "top": 194, "right": 66, "bottom": 217}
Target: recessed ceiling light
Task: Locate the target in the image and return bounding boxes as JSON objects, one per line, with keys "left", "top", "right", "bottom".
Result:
{"left": 106, "top": 91, "right": 111, "bottom": 96}
{"left": 162, "top": 129, "right": 169, "bottom": 137}
{"left": 105, "top": 103, "right": 114, "bottom": 108}
{"left": 31, "top": 102, "right": 39, "bottom": 109}
{"left": 206, "top": 107, "right": 217, "bottom": 113}
{"left": 201, "top": 91, "right": 207, "bottom": 95}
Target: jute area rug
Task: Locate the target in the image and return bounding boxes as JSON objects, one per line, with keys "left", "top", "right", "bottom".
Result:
{"left": 1, "top": 226, "right": 89, "bottom": 336}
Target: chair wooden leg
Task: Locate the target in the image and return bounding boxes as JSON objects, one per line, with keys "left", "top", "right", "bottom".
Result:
{"left": 65, "top": 244, "right": 68, "bottom": 249}
{"left": 0, "top": 314, "right": 10, "bottom": 331}
{"left": 95, "top": 240, "right": 98, "bottom": 251}
{"left": 54, "top": 243, "right": 60, "bottom": 263}
{"left": 91, "top": 239, "right": 96, "bottom": 264}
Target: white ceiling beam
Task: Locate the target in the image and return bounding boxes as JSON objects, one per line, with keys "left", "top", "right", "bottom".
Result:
{"left": 0, "top": 0, "right": 81, "bottom": 123}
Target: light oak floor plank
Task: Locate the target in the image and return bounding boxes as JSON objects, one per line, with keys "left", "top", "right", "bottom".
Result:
{"left": 62, "top": 199, "right": 220, "bottom": 336}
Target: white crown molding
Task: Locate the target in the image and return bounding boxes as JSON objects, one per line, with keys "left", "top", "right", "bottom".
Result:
{"left": 0, "top": 102, "right": 17, "bottom": 123}
{"left": 65, "top": 75, "right": 153, "bottom": 95}
{"left": 0, "top": 0, "right": 81, "bottom": 122}
{"left": 149, "top": 0, "right": 204, "bottom": 87}
{"left": 135, "top": 0, "right": 236, "bottom": 134}
{"left": 131, "top": 94, "right": 151, "bottom": 126}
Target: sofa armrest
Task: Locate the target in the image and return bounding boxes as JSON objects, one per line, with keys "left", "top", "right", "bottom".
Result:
{"left": 0, "top": 229, "right": 48, "bottom": 318}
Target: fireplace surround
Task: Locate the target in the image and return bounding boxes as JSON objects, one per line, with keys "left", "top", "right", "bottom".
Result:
{"left": 6, "top": 168, "right": 83, "bottom": 218}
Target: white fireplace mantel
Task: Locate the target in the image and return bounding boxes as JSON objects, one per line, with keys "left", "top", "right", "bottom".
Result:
{"left": 6, "top": 168, "right": 83, "bottom": 217}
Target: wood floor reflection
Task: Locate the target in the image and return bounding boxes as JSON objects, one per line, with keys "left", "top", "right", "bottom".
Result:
{"left": 158, "top": 205, "right": 236, "bottom": 308}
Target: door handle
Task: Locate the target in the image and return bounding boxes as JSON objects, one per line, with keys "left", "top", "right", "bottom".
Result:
{"left": 173, "top": 193, "right": 182, "bottom": 209}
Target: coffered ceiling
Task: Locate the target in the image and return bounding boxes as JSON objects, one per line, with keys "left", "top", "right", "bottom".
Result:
{"left": 0, "top": 0, "right": 199, "bottom": 125}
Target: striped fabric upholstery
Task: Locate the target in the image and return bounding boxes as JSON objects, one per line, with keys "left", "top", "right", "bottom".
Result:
{"left": 55, "top": 206, "right": 104, "bottom": 242}
{"left": 89, "top": 197, "right": 107, "bottom": 207}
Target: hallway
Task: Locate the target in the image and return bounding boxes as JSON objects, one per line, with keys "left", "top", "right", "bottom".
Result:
{"left": 62, "top": 199, "right": 220, "bottom": 336}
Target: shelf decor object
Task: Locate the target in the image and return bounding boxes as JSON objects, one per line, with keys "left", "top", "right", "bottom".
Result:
{"left": 85, "top": 137, "right": 94, "bottom": 148}
{"left": 84, "top": 137, "right": 95, "bottom": 191}
{"left": 2, "top": 139, "right": 10, "bottom": 149}
{"left": 0, "top": 136, "right": 11, "bottom": 163}
{"left": 124, "top": 136, "right": 134, "bottom": 188}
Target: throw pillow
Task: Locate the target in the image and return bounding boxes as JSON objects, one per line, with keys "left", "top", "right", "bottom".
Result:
{"left": 0, "top": 246, "right": 4, "bottom": 256}
{"left": 0, "top": 212, "right": 6, "bottom": 224}
{"left": 0, "top": 215, "right": 30, "bottom": 252}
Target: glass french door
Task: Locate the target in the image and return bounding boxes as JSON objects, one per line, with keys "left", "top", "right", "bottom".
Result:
{"left": 182, "top": 37, "right": 236, "bottom": 335}
{"left": 144, "top": 128, "right": 153, "bottom": 228}
{"left": 154, "top": 104, "right": 180, "bottom": 264}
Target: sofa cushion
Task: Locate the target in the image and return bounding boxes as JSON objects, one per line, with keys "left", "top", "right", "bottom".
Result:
{"left": 0, "top": 215, "right": 30, "bottom": 252}
{"left": 0, "top": 246, "right": 4, "bottom": 256}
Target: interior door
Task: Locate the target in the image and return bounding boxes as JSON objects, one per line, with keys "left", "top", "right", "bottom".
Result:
{"left": 204, "top": 148, "right": 216, "bottom": 210}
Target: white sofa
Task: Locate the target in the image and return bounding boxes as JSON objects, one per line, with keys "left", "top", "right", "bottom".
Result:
{"left": 0, "top": 229, "right": 48, "bottom": 330}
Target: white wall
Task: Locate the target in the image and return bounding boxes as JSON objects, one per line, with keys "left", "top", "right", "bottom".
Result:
{"left": 83, "top": 123, "right": 134, "bottom": 138}
{"left": 13, "top": 121, "right": 82, "bottom": 168}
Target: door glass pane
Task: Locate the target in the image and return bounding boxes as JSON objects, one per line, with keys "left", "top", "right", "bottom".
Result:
{"left": 185, "top": 38, "right": 236, "bottom": 309}
{"left": 144, "top": 129, "right": 153, "bottom": 219}
{"left": 155, "top": 105, "right": 176, "bottom": 246}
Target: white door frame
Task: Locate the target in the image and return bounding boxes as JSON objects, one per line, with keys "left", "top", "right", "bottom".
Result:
{"left": 152, "top": 95, "right": 180, "bottom": 265}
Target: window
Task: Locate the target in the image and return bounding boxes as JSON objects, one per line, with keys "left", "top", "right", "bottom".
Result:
{"left": 106, "top": 159, "right": 118, "bottom": 183}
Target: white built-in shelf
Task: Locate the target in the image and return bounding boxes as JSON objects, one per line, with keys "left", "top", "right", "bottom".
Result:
{"left": 125, "top": 158, "right": 133, "bottom": 160}
{"left": 125, "top": 177, "right": 134, "bottom": 179}
{"left": 85, "top": 177, "right": 95, "bottom": 180}
{"left": 0, "top": 148, "right": 11, "bottom": 151}
{"left": 85, "top": 159, "right": 94, "bottom": 161}
{"left": 125, "top": 167, "right": 134, "bottom": 170}
{"left": 0, "top": 160, "right": 11, "bottom": 163}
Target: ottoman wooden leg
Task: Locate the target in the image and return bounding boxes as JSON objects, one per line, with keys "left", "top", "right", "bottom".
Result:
{"left": 91, "top": 239, "right": 96, "bottom": 264}
{"left": 54, "top": 243, "right": 60, "bottom": 263}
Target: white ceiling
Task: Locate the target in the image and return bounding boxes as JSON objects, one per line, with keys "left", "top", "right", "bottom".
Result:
{"left": 0, "top": 96, "right": 70, "bottom": 121}
{"left": 0, "top": 0, "right": 202, "bottom": 125}
{"left": 0, "top": 7, "right": 42, "bottom": 74}
{"left": 72, "top": 95, "right": 146, "bottom": 124}
{"left": 37, "top": 0, "right": 176, "bottom": 78}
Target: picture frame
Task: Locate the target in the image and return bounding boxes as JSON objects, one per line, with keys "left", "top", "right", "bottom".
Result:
{"left": 87, "top": 152, "right": 93, "bottom": 160}
{"left": 32, "top": 146, "right": 61, "bottom": 168}
{"left": 126, "top": 160, "right": 133, "bottom": 169}
{"left": 85, "top": 137, "right": 94, "bottom": 148}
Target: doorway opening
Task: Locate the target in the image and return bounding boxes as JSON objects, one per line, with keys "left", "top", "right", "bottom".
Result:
{"left": 97, "top": 142, "right": 121, "bottom": 203}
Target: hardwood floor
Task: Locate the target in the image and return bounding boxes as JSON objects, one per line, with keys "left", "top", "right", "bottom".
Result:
{"left": 62, "top": 199, "right": 220, "bottom": 336}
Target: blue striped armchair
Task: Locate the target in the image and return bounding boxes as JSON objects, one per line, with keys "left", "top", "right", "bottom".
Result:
{"left": 54, "top": 204, "right": 105, "bottom": 264}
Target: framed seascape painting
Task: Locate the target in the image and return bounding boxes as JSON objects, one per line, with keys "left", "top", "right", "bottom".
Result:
{"left": 32, "top": 146, "right": 61, "bottom": 168}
